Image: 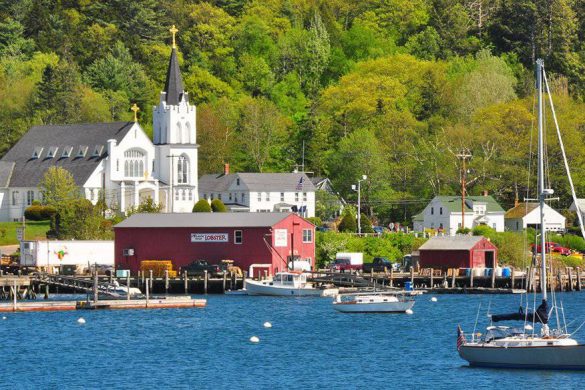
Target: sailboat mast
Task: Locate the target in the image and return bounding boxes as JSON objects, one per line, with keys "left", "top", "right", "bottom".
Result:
{"left": 536, "top": 58, "right": 548, "bottom": 303}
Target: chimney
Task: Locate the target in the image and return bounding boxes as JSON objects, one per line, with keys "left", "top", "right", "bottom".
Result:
{"left": 223, "top": 163, "right": 230, "bottom": 175}
{"left": 482, "top": 190, "right": 488, "bottom": 196}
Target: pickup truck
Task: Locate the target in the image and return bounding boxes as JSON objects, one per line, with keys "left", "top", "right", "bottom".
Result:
{"left": 362, "top": 257, "right": 397, "bottom": 273}
{"left": 181, "top": 260, "right": 220, "bottom": 276}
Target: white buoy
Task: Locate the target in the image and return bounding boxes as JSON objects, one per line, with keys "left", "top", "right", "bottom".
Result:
{"left": 2, "top": 316, "right": 6, "bottom": 320}
{"left": 77, "top": 317, "right": 86, "bottom": 324}
{"left": 263, "top": 322, "right": 272, "bottom": 328}
{"left": 250, "top": 336, "right": 260, "bottom": 343}
{"left": 405, "top": 309, "right": 414, "bottom": 315}
{"left": 430, "top": 297, "right": 438, "bottom": 302}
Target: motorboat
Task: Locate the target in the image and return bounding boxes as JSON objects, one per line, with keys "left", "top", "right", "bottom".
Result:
{"left": 333, "top": 291, "right": 415, "bottom": 313}
{"left": 99, "top": 280, "right": 143, "bottom": 298}
{"left": 458, "top": 59, "right": 585, "bottom": 370}
{"left": 244, "top": 272, "right": 336, "bottom": 297}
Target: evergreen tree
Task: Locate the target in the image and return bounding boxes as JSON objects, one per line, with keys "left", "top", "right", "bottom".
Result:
{"left": 210, "top": 199, "right": 228, "bottom": 212}
{"left": 193, "top": 199, "right": 212, "bottom": 212}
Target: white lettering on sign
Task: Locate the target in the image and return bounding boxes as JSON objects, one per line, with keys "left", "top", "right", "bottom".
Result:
{"left": 191, "top": 233, "right": 229, "bottom": 243}
{"left": 274, "top": 229, "right": 288, "bottom": 247}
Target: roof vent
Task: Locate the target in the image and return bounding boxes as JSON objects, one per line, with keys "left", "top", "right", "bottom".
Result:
{"left": 92, "top": 145, "right": 104, "bottom": 157}
{"left": 31, "top": 147, "right": 43, "bottom": 159}
{"left": 61, "top": 146, "right": 73, "bottom": 158}
{"left": 76, "top": 145, "right": 88, "bottom": 158}
{"left": 46, "top": 146, "right": 59, "bottom": 159}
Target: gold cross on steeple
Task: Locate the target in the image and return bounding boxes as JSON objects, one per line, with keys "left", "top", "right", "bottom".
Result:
{"left": 131, "top": 103, "right": 140, "bottom": 122}
{"left": 170, "top": 25, "right": 178, "bottom": 48}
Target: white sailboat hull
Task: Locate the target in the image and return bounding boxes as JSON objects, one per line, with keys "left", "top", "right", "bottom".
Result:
{"left": 333, "top": 300, "right": 415, "bottom": 313}
{"left": 244, "top": 280, "right": 324, "bottom": 296}
{"left": 459, "top": 344, "right": 585, "bottom": 370}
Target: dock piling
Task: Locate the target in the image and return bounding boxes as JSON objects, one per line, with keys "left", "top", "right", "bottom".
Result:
{"left": 126, "top": 273, "right": 130, "bottom": 301}
{"left": 451, "top": 269, "right": 456, "bottom": 289}
{"left": 568, "top": 267, "right": 574, "bottom": 292}
{"left": 145, "top": 278, "right": 149, "bottom": 307}
{"left": 429, "top": 268, "right": 433, "bottom": 289}
{"left": 204, "top": 270, "right": 208, "bottom": 294}
{"left": 164, "top": 270, "right": 169, "bottom": 295}
{"left": 491, "top": 267, "right": 496, "bottom": 289}
{"left": 222, "top": 271, "right": 227, "bottom": 293}
{"left": 577, "top": 267, "right": 582, "bottom": 291}
{"left": 511, "top": 268, "right": 515, "bottom": 289}
{"left": 184, "top": 271, "right": 188, "bottom": 294}
{"left": 470, "top": 268, "right": 474, "bottom": 288}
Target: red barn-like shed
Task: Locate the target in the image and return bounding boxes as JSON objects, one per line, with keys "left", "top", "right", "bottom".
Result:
{"left": 418, "top": 236, "right": 497, "bottom": 270}
{"left": 114, "top": 213, "right": 315, "bottom": 276}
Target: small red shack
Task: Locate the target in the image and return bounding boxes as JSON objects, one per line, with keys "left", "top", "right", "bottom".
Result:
{"left": 113, "top": 212, "right": 315, "bottom": 276}
{"left": 418, "top": 236, "right": 497, "bottom": 270}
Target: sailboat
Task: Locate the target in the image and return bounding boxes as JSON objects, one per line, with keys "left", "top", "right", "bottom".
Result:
{"left": 457, "top": 59, "right": 585, "bottom": 370}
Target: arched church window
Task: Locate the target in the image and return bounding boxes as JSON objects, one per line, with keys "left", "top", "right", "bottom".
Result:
{"left": 184, "top": 122, "right": 190, "bottom": 144}
{"left": 176, "top": 122, "right": 182, "bottom": 143}
{"left": 177, "top": 155, "right": 189, "bottom": 184}
{"left": 124, "top": 149, "right": 146, "bottom": 178}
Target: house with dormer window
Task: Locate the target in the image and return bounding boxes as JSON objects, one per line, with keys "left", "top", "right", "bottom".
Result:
{"left": 413, "top": 195, "right": 505, "bottom": 235}
{"left": 0, "top": 27, "right": 199, "bottom": 221}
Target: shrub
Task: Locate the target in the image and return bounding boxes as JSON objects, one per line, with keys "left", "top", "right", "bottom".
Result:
{"left": 32, "top": 200, "right": 41, "bottom": 206}
{"left": 193, "top": 199, "right": 212, "bottom": 212}
{"left": 338, "top": 213, "right": 357, "bottom": 232}
{"left": 360, "top": 213, "right": 374, "bottom": 233}
{"left": 24, "top": 205, "right": 44, "bottom": 220}
{"left": 210, "top": 199, "right": 227, "bottom": 212}
{"left": 40, "top": 205, "right": 57, "bottom": 220}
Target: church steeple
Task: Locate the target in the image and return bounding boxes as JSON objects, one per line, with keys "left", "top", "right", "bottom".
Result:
{"left": 163, "top": 25, "right": 185, "bottom": 105}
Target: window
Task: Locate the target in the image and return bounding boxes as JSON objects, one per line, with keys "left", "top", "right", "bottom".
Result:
{"left": 492, "top": 223, "right": 496, "bottom": 229}
{"left": 266, "top": 192, "right": 270, "bottom": 201}
{"left": 92, "top": 145, "right": 104, "bottom": 157}
{"left": 182, "top": 190, "right": 186, "bottom": 201}
{"left": 295, "top": 192, "right": 299, "bottom": 202}
{"left": 431, "top": 207, "right": 434, "bottom": 215}
{"left": 116, "top": 159, "right": 119, "bottom": 172}
{"left": 218, "top": 194, "right": 222, "bottom": 200}
{"left": 12, "top": 191, "right": 19, "bottom": 206}
{"left": 280, "top": 192, "right": 284, "bottom": 202}
{"left": 516, "top": 221, "right": 519, "bottom": 230}
{"left": 257, "top": 192, "right": 261, "bottom": 202}
{"left": 46, "top": 146, "right": 58, "bottom": 158}
{"left": 242, "top": 193, "right": 245, "bottom": 203}
{"left": 188, "top": 191, "right": 193, "bottom": 201}
{"left": 184, "top": 122, "right": 190, "bottom": 144}
{"left": 61, "top": 146, "right": 73, "bottom": 158}
{"left": 124, "top": 149, "right": 145, "bottom": 177}
{"left": 302, "top": 229, "right": 313, "bottom": 243}
{"left": 32, "top": 147, "right": 43, "bottom": 159}
{"left": 177, "top": 155, "right": 189, "bottom": 184}
{"left": 439, "top": 207, "right": 443, "bottom": 215}
{"left": 175, "top": 190, "right": 179, "bottom": 201}
{"left": 458, "top": 222, "right": 462, "bottom": 228}
{"left": 234, "top": 230, "right": 243, "bottom": 244}
{"left": 77, "top": 145, "right": 88, "bottom": 158}
{"left": 229, "top": 193, "right": 232, "bottom": 201}
{"left": 236, "top": 178, "right": 240, "bottom": 186}
{"left": 26, "top": 190, "right": 34, "bottom": 206}
{"left": 303, "top": 192, "right": 307, "bottom": 202}
{"left": 203, "top": 194, "right": 207, "bottom": 200}
{"left": 176, "top": 122, "right": 182, "bottom": 143}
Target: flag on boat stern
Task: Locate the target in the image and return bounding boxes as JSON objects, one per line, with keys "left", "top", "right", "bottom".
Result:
{"left": 457, "top": 325, "right": 467, "bottom": 351}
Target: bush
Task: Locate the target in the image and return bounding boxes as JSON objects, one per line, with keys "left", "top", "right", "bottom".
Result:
{"left": 338, "top": 213, "right": 357, "bottom": 232}
{"left": 24, "top": 205, "right": 44, "bottom": 220}
{"left": 193, "top": 199, "right": 212, "bottom": 212}
{"left": 360, "top": 213, "right": 374, "bottom": 233}
{"left": 210, "top": 199, "right": 227, "bottom": 212}
{"left": 306, "top": 217, "right": 322, "bottom": 226}
{"left": 31, "top": 200, "right": 41, "bottom": 206}
{"left": 40, "top": 205, "right": 56, "bottom": 220}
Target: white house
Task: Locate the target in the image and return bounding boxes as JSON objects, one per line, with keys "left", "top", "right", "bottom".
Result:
{"left": 569, "top": 199, "right": 585, "bottom": 222}
{"left": 198, "top": 166, "right": 316, "bottom": 218}
{"left": 413, "top": 195, "right": 505, "bottom": 235}
{"left": 505, "top": 202, "right": 566, "bottom": 232}
{"left": 0, "top": 35, "right": 198, "bottom": 221}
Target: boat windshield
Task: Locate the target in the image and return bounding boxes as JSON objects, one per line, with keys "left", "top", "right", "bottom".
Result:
{"left": 484, "top": 326, "right": 526, "bottom": 342}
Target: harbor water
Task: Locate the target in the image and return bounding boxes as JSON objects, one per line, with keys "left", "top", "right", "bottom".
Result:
{"left": 2, "top": 292, "right": 585, "bottom": 389}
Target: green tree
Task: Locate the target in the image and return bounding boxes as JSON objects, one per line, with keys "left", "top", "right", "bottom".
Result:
{"left": 338, "top": 213, "right": 357, "bottom": 233}
{"left": 193, "top": 199, "right": 212, "bottom": 212}
{"left": 127, "top": 197, "right": 163, "bottom": 216}
{"left": 211, "top": 199, "right": 227, "bottom": 212}
{"left": 360, "top": 213, "right": 374, "bottom": 233}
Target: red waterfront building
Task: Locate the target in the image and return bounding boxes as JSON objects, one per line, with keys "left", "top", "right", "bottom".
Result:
{"left": 114, "top": 212, "right": 315, "bottom": 276}
{"left": 418, "top": 236, "right": 497, "bottom": 270}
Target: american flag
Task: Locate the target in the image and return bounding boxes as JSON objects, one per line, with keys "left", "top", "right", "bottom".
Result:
{"left": 457, "top": 325, "right": 467, "bottom": 351}
{"left": 296, "top": 176, "right": 304, "bottom": 191}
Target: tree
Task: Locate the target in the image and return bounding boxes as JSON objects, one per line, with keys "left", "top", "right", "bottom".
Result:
{"left": 193, "top": 199, "right": 212, "bottom": 212}
{"left": 360, "top": 213, "right": 374, "bottom": 233}
{"left": 210, "top": 199, "right": 227, "bottom": 212}
{"left": 127, "top": 197, "right": 163, "bottom": 216}
{"left": 38, "top": 166, "right": 81, "bottom": 238}
{"left": 338, "top": 206, "right": 357, "bottom": 233}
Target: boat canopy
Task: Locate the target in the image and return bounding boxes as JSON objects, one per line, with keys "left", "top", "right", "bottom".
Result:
{"left": 491, "top": 300, "right": 549, "bottom": 325}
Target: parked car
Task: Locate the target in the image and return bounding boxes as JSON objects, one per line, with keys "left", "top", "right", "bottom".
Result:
{"left": 181, "top": 260, "right": 220, "bottom": 276}
{"left": 363, "top": 257, "right": 399, "bottom": 273}
{"left": 330, "top": 253, "right": 363, "bottom": 272}
{"left": 316, "top": 226, "right": 331, "bottom": 232}
{"left": 530, "top": 242, "right": 571, "bottom": 256}
{"left": 372, "top": 226, "right": 387, "bottom": 235}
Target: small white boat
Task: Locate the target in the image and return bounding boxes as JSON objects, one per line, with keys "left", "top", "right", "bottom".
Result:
{"left": 99, "top": 280, "right": 143, "bottom": 298}
{"left": 333, "top": 292, "right": 415, "bottom": 313}
{"left": 244, "top": 272, "right": 335, "bottom": 297}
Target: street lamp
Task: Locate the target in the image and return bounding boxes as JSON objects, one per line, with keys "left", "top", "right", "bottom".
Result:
{"left": 351, "top": 175, "right": 367, "bottom": 235}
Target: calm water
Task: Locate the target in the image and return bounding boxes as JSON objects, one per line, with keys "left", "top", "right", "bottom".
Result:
{"left": 1, "top": 292, "right": 585, "bottom": 389}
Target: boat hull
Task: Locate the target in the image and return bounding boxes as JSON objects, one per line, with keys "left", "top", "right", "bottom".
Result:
{"left": 333, "top": 300, "right": 415, "bottom": 313}
{"left": 459, "top": 344, "right": 585, "bottom": 370}
{"left": 244, "top": 280, "right": 324, "bottom": 296}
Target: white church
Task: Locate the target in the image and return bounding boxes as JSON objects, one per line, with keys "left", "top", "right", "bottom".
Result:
{"left": 0, "top": 28, "right": 198, "bottom": 221}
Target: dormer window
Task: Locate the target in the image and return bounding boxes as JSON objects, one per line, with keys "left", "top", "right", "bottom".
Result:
{"left": 77, "top": 145, "right": 88, "bottom": 158}
{"left": 46, "top": 146, "right": 58, "bottom": 158}
{"left": 236, "top": 178, "right": 240, "bottom": 186}
{"left": 92, "top": 145, "right": 104, "bottom": 157}
{"left": 32, "top": 147, "right": 43, "bottom": 159}
{"left": 61, "top": 146, "right": 73, "bottom": 158}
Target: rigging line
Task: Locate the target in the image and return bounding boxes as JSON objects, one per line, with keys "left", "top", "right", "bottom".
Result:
{"left": 542, "top": 68, "right": 585, "bottom": 239}
{"left": 569, "top": 319, "right": 585, "bottom": 338}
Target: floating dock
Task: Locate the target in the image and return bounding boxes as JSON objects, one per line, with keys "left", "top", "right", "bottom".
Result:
{"left": 0, "top": 297, "right": 206, "bottom": 312}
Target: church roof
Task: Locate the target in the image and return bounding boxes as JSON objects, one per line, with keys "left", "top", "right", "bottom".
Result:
{"left": 1, "top": 122, "right": 135, "bottom": 187}
{"left": 199, "top": 172, "right": 316, "bottom": 192}
{"left": 0, "top": 161, "right": 14, "bottom": 187}
{"left": 163, "top": 48, "right": 185, "bottom": 105}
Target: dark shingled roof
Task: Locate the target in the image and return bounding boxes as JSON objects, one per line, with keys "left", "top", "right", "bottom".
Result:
{"left": 115, "top": 212, "right": 292, "bottom": 228}
{"left": 418, "top": 236, "right": 486, "bottom": 251}
{"left": 199, "top": 172, "right": 316, "bottom": 192}
{"left": 1, "top": 122, "right": 135, "bottom": 187}
{"left": 505, "top": 203, "right": 539, "bottom": 219}
{"left": 0, "top": 161, "right": 14, "bottom": 187}
{"left": 163, "top": 48, "right": 185, "bottom": 105}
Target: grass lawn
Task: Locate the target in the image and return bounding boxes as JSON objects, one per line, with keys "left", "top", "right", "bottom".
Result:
{"left": 0, "top": 221, "right": 50, "bottom": 246}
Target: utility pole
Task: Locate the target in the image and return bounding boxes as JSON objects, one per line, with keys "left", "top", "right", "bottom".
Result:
{"left": 456, "top": 150, "right": 472, "bottom": 232}
{"left": 352, "top": 175, "right": 368, "bottom": 235}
